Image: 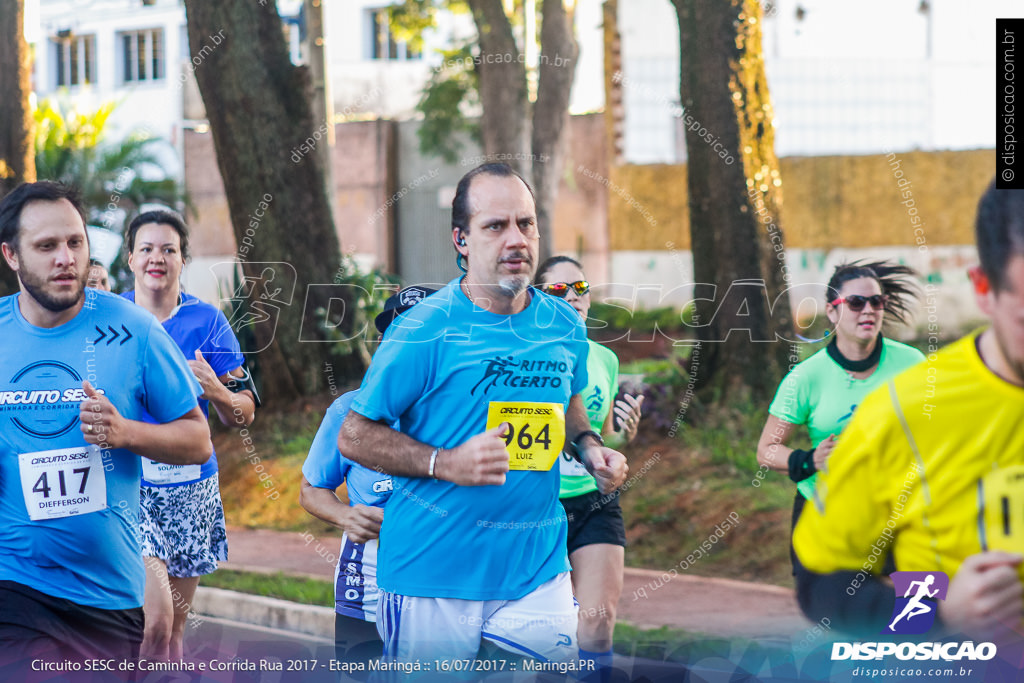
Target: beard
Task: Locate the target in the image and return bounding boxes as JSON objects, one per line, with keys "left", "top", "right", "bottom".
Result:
{"left": 497, "top": 274, "right": 531, "bottom": 298}
{"left": 19, "top": 266, "right": 87, "bottom": 313}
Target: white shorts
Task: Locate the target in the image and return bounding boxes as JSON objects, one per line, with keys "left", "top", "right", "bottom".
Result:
{"left": 377, "top": 571, "right": 577, "bottom": 662}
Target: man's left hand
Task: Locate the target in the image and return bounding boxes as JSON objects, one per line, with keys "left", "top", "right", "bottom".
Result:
{"left": 582, "top": 446, "right": 628, "bottom": 494}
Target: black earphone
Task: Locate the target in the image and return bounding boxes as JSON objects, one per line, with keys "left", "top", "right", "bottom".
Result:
{"left": 455, "top": 231, "right": 467, "bottom": 272}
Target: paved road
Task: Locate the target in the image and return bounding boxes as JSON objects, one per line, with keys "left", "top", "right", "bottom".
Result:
{"left": 223, "top": 526, "right": 813, "bottom": 641}
{"left": 173, "top": 615, "right": 759, "bottom": 683}
{"left": 177, "top": 615, "right": 336, "bottom": 683}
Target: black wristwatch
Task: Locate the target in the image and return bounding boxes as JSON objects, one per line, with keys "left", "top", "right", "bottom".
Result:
{"left": 570, "top": 430, "right": 604, "bottom": 463}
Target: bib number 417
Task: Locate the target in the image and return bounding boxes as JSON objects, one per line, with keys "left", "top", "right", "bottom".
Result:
{"left": 32, "top": 467, "right": 91, "bottom": 498}
{"left": 18, "top": 445, "right": 107, "bottom": 521}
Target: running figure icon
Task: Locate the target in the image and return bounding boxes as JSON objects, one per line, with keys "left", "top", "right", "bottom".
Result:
{"left": 888, "top": 574, "right": 939, "bottom": 631}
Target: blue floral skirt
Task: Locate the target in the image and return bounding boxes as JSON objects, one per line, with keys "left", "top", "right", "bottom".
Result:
{"left": 139, "top": 473, "right": 228, "bottom": 578}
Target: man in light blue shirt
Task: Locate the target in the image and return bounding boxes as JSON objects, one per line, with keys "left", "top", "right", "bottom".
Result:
{"left": 0, "top": 181, "right": 210, "bottom": 669}
{"left": 338, "top": 164, "right": 628, "bottom": 662}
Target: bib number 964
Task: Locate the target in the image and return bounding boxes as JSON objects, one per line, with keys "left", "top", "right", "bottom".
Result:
{"left": 502, "top": 422, "right": 552, "bottom": 451}
{"left": 486, "top": 402, "right": 564, "bottom": 471}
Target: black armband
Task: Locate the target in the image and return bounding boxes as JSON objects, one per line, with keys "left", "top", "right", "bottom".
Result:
{"left": 787, "top": 448, "right": 816, "bottom": 483}
{"left": 225, "top": 364, "right": 261, "bottom": 408}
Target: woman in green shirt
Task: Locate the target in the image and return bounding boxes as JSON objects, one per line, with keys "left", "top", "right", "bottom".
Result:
{"left": 535, "top": 256, "right": 643, "bottom": 671}
{"left": 756, "top": 260, "right": 924, "bottom": 570}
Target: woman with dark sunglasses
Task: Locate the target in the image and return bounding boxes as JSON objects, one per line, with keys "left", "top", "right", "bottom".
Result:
{"left": 534, "top": 256, "right": 643, "bottom": 672}
{"left": 756, "top": 260, "right": 925, "bottom": 570}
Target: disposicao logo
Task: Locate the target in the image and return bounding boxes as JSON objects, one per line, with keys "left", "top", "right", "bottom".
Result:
{"left": 884, "top": 571, "right": 948, "bottom": 635}
{"left": 831, "top": 571, "right": 997, "bottom": 663}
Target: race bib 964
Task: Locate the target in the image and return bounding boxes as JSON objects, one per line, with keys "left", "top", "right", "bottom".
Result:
{"left": 486, "top": 402, "right": 565, "bottom": 471}
{"left": 18, "top": 445, "right": 107, "bottom": 520}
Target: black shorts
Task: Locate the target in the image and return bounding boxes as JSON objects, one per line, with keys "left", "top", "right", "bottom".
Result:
{"left": 0, "top": 580, "right": 143, "bottom": 671}
{"left": 334, "top": 613, "right": 382, "bottom": 664}
{"left": 561, "top": 489, "right": 627, "bottom": 555}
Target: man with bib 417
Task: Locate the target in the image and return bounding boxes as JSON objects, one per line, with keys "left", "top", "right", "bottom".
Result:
{"left": 338, "top": 163, "right": 628, "bottom": 664}
{"left": 0, "top": 182, "right": 210, "bottom": 669}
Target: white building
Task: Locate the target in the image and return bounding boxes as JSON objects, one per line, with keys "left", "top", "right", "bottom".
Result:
{"left": 29, "top": 0, "right": 605, "bottom": 142}
{"left": 617, "top": 0, "right": 1020, "bottom": 163}
{"left": 612, "top": 0, "right": 1012, "bottom": 323}
{"left": 31, "top": 0, "right": 188, "bottom": 153}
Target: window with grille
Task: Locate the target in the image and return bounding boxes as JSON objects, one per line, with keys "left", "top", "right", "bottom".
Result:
{"left": 119, "top": 28, "right": 164, "bottom": 83}
{"left": 53, "top": 34, "right": 96, "bottom": 87}
{"left": 366, "top": 8, "right": 420, "bottom": 61}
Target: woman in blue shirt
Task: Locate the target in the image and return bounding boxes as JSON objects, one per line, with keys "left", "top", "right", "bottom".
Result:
{"left": 125, "top": 210, "right": 257, "bottom": 661}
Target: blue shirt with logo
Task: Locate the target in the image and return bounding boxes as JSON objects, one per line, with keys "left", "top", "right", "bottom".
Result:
{"left": 0, "top": 289, "right": 201, "bottom": 609}
{"left": 123, "top": 291, "right": 244, "bottom": 487}
{"left": 303, "top": 390, "right": 393, "bottom": 620}
{"left": 352, "top": 279, "right": 589, "bottom": 600}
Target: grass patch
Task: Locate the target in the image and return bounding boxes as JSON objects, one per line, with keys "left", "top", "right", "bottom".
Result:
{"left": 620, "top": 396, "right": 803, "bottom": 586}
{"left": 216, "top": 391, "right": 802, "bottom": 586}
{"left": 202, "top": 569, "right": 334, "bottom": 607}
{"left": 215, "top": 395, "right": 342, "bottom": 533}
{"left": 613, "top": 623, "right": 760, "bottom": 663}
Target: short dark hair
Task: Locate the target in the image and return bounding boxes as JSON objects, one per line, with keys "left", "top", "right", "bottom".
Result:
{"left": 127, "top": 209, "right": 191, "bottom": 261}
{"left": 0, "top": 181, "right": 88, "bottom": 250}
{"left": 451, "top": 163, "right": 536, "bottom": 234}
{"left": 975, "top": 181, "right": 1024, "bottom": 291}
{"left": 535, "top": 255, "right": 584, "bottom": 284}
{"left": 826, "top": 259, "right": 919, "bottom": 326}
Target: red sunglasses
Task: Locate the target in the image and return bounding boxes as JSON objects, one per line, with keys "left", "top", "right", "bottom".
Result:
{"left": 830, "top": 294, "right": 888, "bottom": 312}
{"left": 540, "top": 281, "right": 590, "bottom": 298}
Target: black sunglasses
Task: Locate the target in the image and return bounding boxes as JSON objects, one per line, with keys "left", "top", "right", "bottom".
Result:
{"left": 539, "top": 281, "right": 590, "bottom": 298}
{"left": 830, "top": 294, "right": 888, "bottom": 312}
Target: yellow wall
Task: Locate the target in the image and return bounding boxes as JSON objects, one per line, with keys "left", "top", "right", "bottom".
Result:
{"left": 606, "top": 149, "right": 994, "bottom": 251}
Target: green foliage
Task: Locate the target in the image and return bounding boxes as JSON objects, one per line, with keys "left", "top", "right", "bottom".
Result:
{"left": 613, "top": 624, "right": 758, "bottom": 662}
{"left": 635, "top": 346, "right": 698, "bottom": 433}
{"left": 316, "top": 256, "right": 402, "bottom": 365}
{"left": 675, "top": 398, "right": 807, "bottom": 472}
{"left": 200, "top": 569, "right": 334, "bottom": 607}
{"left": 34, "top": 98, "right": 189, "bottom": 229}
{"left": 387, "top": 0, "right": 469, "bottom": 53}
{"left": 589, "top": 301, "right": 697, "bottom": 334}
{"left": 416, "top": 44, "right": 481, "bottom": 162}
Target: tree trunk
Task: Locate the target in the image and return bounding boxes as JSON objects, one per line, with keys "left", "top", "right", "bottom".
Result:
{"left": 467, "top": 0, "right": 529, "bottom": 174}
{"left": 532, "top": 0, "right": 579, "bottom": 263}
{"left": 183, "top": 0, "right": 356, "bottom": 405}
{"left": 672, "top": 0, "right": 793, "bottom": 400}
{"left": 0, "top": 0, "right": 36, "bottom": 296}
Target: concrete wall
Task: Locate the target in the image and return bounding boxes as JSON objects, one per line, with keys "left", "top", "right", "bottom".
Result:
{"left": 601, "top": 148, "right": 993, "bottom": 330}
{"left": 605, "top": 149, "right": 992, "bottom": 251}
{"left": 182, "top": 114, "right": 609, "bottom": 299}
{"left": 182, "top": 114, "right": 989, "bottom": 333}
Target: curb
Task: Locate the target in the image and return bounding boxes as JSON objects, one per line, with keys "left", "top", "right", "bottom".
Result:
{"left": 192, "top": 586, "right": 334, "bottom": 640}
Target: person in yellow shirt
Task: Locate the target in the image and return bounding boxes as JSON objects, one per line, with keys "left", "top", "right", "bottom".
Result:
{"left": 794, "top": 180, "right": 1024, "bottom": 641}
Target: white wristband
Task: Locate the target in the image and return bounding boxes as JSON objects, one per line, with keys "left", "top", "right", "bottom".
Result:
{"left": 428, "top": 447, "right": 440, "bottom": 479}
